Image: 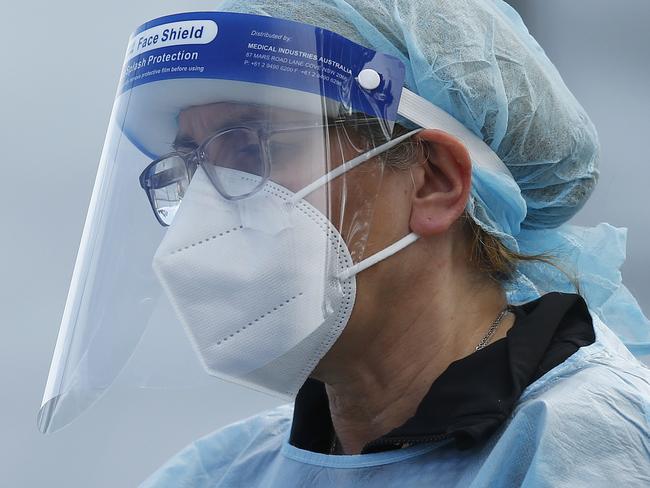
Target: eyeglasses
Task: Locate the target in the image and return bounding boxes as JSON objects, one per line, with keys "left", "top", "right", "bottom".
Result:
{"left": 139, "top": 119, "right": 388, "bottom": 226}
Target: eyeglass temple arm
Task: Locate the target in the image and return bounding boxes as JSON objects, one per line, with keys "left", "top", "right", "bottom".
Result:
{"left": 143, "top": 165, "right": 189, "bottom": 190}
{"left": 291, "top": 128, "right": 423, "bottom": 202}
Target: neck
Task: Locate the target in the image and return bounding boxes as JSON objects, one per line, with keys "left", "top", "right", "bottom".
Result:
{"left": 312, "top": 243, "right": 514, "bottom": 454}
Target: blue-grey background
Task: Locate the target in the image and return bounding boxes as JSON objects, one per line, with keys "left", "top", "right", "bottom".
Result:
{"left": 1, "top": 1, "right": 648, "bottom": 486}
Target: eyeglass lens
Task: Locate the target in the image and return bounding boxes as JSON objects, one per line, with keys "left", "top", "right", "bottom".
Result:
{"left": 200, "top": 128, "right": 266, "bottom": 199}
{"left": 145, "top": 155, "right": 191, "bottom": 226}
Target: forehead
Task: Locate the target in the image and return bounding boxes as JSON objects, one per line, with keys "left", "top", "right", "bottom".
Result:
{"left": 176, "top": 102, "right": 325, "bottom": 142}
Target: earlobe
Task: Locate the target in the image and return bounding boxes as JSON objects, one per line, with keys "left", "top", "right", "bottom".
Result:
{"left": 408, "top": 130, "right": 472, "bottom": 237}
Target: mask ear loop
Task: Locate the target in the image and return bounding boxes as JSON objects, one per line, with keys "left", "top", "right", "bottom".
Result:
{"left": 337, "top": 233, "right": 420, "bottom": 281}
{"left": 282, "top": 127, "right": 424, "bottom": 281}
{"left": 290, "top": 128, "right": 423, "bottom": 204}
{"left": 340, "top": 152, "right": 434, "bottom": 280}
{"left": 339, "top": 133, "right": 439, "bottom": 280}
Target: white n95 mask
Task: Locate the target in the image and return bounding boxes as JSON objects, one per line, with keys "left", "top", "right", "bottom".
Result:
{"left": 153, "top": 142, "right": 420, "bottom": 399}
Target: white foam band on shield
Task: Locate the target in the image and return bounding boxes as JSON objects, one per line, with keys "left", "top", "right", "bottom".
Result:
{"left": 338, "top": 232, "right": 421, "bottom": 281}
{"left": 291, "top": 128, "right": 423, "bottom": 203}
{"left": 397, "top": 88, "right": 513, "bottom": 178}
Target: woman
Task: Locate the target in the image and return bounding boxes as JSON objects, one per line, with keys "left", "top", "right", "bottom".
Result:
{"left": 139, "top": 1, "right": 650, "bottom": 486}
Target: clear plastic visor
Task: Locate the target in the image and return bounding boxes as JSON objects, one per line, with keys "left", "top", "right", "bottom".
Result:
{"left": 38, "top": 85, "right": 402, "bottom": 434}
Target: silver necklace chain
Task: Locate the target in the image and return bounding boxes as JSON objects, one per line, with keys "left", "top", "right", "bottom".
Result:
{"left": 329, "top": 304, "right": 513, "bottom": 454}
{"left": 475, "top": 305, "right": 512, "bottom": 351}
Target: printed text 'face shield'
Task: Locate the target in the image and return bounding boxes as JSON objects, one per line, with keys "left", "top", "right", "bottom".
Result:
{"left": 38, "top": 11, "right": 408, "bottom": 434}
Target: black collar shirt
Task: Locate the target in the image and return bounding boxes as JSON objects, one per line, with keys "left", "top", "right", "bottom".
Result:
{"left": 289, "top": 292, "right": 596, "bottom": 454}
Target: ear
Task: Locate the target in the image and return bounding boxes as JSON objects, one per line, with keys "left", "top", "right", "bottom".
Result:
{"left": 409, "top": 130, "right": 472, "bottom": 236}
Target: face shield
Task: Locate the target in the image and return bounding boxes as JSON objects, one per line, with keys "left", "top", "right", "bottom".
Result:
{"left": 39, "top": 11, "right": 514, "bottom": 434}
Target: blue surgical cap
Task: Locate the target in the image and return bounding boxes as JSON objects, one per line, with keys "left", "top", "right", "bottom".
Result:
{"left": 219, "top": 0, "right": 650, "bottom": 361}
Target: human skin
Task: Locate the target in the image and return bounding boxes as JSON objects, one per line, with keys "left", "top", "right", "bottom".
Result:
{"left": 312, "top": 128, "right": 515, "bottom": 454}
{"left": 176, "top": 103, "right": 515, "bottom": 455}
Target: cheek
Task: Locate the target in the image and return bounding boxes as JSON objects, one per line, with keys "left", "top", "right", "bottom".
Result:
{"left": 359, "top": 170, "right": 415, "bottom": 258}
{"left": 270, "top": 143, "right": 330, "bottom": 193}
{"left": 321, "top": 164, "right": 404, "bottom": 262}
{"left": 301, "top": 167, "right": 378, "bottom": 263}
{"left": 290, "top": 131, "right": 411, "bottom": 262}
{"left": 302, "top": 181, "right": 342, "bottom": 228}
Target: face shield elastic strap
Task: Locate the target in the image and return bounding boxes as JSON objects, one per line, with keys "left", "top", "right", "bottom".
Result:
{"left": 285, "top": 127, "right": 423, "bottom": 281}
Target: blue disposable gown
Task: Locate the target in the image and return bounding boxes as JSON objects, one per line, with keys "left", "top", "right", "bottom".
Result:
{"left": 142, "top": 316, "right": 650, "bottom": 487}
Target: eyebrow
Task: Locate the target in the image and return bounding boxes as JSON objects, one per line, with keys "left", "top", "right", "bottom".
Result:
{"left": 173, "top": 133, "right": 198, "bottom": 151}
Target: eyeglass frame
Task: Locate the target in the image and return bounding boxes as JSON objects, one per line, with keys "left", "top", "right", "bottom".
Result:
{"left": 139, "top": 117, "right": 392, "bottom": 227}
